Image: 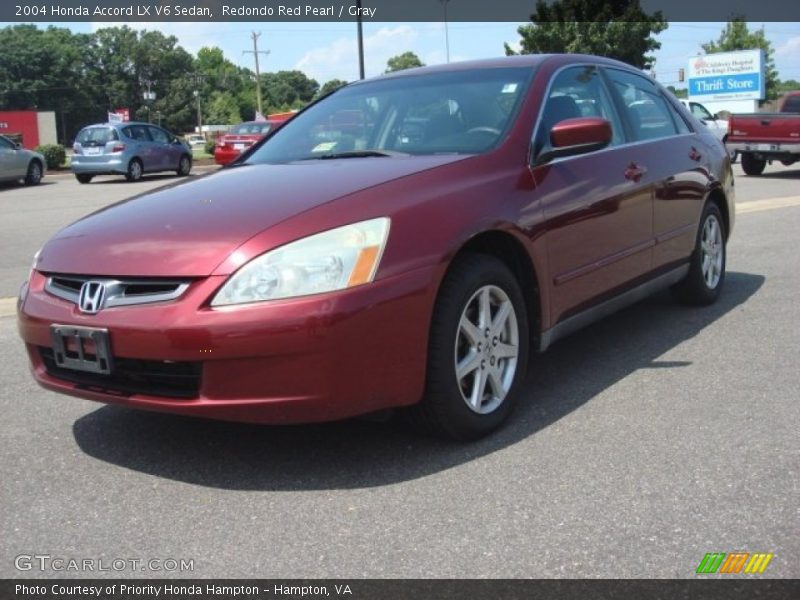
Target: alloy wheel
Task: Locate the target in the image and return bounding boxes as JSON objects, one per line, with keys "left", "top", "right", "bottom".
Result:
{"left": 701, "top": 214, "right": 723, "bottom": 289}
{"left": 454, "top": 285, "right": 519, "bottom": 415}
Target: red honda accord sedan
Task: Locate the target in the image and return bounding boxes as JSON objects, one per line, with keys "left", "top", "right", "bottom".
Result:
{"left": 18, "top": 55, "right": 734, "bottom": 439}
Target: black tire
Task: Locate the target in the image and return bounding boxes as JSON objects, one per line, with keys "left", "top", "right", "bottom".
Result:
{"left": 24, "top": 160, "right": 43, "bottom": 186}
{"left": 672, "top": 202, "right": 726, "bottom": 306}
{"left": 404, "top": 254, "right": 530, "bottom": 440}
{"left": 177, "top": 154, "right": 192, "bottom": 176}
{"left": 125, "top": 158, "right": 143, "bottom": 182}
{"left": 75, "top": 174, "right": 93, "bottom": 184}
{"left": 741, "top": 152, "right": 766, "bottom": 176}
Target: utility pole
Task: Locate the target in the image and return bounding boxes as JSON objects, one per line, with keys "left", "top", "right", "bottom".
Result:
{"left": 243, "top": 32, "right": 270, "bottom": 116}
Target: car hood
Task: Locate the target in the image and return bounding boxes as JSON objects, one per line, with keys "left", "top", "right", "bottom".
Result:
{"left": 38, "top": 155, "right": 468, "bottom": 277}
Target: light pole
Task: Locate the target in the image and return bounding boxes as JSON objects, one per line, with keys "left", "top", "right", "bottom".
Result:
{"left": 356, "top": 0, "right": 365, "bottom": 79}
{"left": 440, "top": 0, "right": 451, "bottom": 64}
{"left": 193, "top": 90, "right": 203, "bottom": 134}
{"left": 142, "top": 80, "right": 156, "bottom": 122}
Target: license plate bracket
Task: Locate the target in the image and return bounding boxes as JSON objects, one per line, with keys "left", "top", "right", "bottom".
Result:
{"left": 50, "top": 325, "right": 113, "bottom": 375}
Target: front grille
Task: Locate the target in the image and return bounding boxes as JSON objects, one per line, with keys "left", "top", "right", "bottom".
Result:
{"left": 39, "top": 347, "right": 201, "bottom": 399}
{"left": 45, "top": 275, "right": 191, "bottom": 310}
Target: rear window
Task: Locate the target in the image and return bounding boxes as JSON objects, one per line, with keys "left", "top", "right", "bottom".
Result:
{"left": 230, "top": 123, "right": 273, "bottom": 135}
{"left": 76, "top": 127, "right": 118, "bottom": 145}
{"left": 782, "top": 96, "right": 800, "bottom": 113}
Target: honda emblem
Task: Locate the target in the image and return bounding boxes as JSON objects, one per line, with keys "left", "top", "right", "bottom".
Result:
{"left": 78, "top": 281, "right": 107, "bottom": 314}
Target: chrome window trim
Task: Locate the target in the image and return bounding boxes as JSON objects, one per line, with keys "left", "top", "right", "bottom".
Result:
{"left": 45, "top": 275, "right": 191, "bottom": 309}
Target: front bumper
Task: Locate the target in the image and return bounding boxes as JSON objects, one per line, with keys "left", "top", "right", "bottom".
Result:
{"left": 18, "top": 267, "right": 439, "bottom": 424}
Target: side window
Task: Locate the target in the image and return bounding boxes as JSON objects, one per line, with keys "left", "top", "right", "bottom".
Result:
{"left": 148, "top": 127, "right": 169, "bottom": 144}
{"left": 535, "top": 65, "right": 623, "bottom": 156}
{"left": 122, "top": 126, "right": 133, "bottom": 139}
{"left": 605, "top": 68, "right": 679, "bottom": 141}
{"left": 126, "top": 126, "right": 151, "bottom": 142}
{"left": 689, "top": 102, "right": 713, "bottom": 121}
{"left": 0, "top": 136, "right": 13, "bottom": 150}
{"left": 667, "top": 100, "right": 692, "bottom": 135}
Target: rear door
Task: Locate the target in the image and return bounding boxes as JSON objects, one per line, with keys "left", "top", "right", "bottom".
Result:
{"left": 603, "top": 68, "right": 707, "bottom": 272}
{"left": 125, "top": 125, "right": 156, "bottom": 171}
{"left": 148, "top": 126, "right": 179, "bottom": 171}
{"left": 531, "top": 65, "right": 654, "bottom": 324}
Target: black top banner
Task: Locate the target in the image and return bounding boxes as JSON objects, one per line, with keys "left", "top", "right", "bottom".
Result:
{"left": 3, "top": 0, "right": 800, "bottom": 22}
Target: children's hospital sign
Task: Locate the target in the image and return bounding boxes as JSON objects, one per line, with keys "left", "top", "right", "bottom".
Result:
{"left": 687, "top": 49, "right": 765, "bottom": 102}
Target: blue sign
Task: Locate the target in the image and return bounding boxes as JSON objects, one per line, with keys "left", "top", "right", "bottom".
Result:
{"left": 689, "top": 73, "right": 764, "bottom": 98}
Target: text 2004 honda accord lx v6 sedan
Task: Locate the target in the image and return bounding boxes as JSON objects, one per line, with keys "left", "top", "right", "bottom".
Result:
{"left": 18, "top": 55, "right": 734, "bottom": 440}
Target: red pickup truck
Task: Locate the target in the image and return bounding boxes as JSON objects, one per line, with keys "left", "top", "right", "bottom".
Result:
{"left": 726, "top": 91, "right": 800, "bottom": 175}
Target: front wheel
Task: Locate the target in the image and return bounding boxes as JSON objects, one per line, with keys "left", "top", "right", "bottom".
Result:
{"left": 24, "top": 161, "right": 42, "bottom": 185}
{"left": 741, "top": 152, "right": 766, "bottom": 176}
{"left": 672, "top": 202, "right": 726, "bottom": 305}
{"left": 405, "top": 254, "right": 529, "bottom": 440}
{"left": 177, "top": 154, "right": 192, "bottom": 176}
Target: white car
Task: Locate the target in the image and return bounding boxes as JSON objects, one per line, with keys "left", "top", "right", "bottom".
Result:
{"left": 185, "top": 134, "right": 206, "bottom": 148}
{"left": 0, "top": 135, "right": 45, "bottom": 185}
{"left": 679, "top": 100, "right": 735, "bottom": 161}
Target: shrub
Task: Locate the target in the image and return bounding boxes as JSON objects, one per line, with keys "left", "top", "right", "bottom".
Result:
{"left": 205, "top": 138, "right": 216, "bottom": 155}
{"left": 34, "top": 144, "right": 66, "bottom": 169}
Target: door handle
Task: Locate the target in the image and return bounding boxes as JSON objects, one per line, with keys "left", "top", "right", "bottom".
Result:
{"left": 689, "top": 146, "right": 702, "bottom": 162}
{"left": 624, "top": 162, "right": 647, "bottom": 182}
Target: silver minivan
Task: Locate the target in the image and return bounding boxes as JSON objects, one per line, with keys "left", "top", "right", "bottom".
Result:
{"left": 71, "top": 122, "right": 192, "bottom": 183}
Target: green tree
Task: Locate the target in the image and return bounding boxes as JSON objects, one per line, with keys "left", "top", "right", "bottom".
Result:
{"left": 319, "top": 79, "right": 348, "bottom": 97}
{"left": 702, "top": 18, "right": 780, "bottom": 101}
{"left": 666, "top": 85, "right": 688, "bottom": 99}
{"left": 385, "top": 52, "right": 425, "bottom": 73}
{"left": 205, "top": 91, "right": 242, "bottom": 124}
{"left": 504, "top": 0, "right": 667, "bottom": 70}
{"left": 261, "top": 70, "right": 319, "bottom": 112}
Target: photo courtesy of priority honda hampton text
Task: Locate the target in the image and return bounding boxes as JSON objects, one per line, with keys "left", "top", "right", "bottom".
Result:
{"left": 17, "top": 54, "right": 734, "bottom": 440}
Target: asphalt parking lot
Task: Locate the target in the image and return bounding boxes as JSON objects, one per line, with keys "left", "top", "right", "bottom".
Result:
{"left": 1, "top": 163, "right": 798, "bottom": 578}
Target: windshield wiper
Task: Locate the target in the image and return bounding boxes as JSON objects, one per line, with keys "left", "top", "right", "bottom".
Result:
{"left": 313, "top": 150, "right": 409, "bottom": 160}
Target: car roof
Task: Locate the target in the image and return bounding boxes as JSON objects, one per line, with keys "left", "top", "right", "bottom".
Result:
{"left": 350, "top": 54, "right": 638, "bottom": 86}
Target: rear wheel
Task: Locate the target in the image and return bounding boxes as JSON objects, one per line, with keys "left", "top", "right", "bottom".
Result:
{"left": 741, "top": 152, "right": 766, "bottom": 176}
{"left": 672, "top": 202, "right": 726, "bottom": 306}
{"left": 405, "top": 254, "right": 529, "bottom": 440}
{"left": 125, "top": 158, "right": 143, "bottom": 182}
{"left": 24, "top": 160, "right": 42, "bottom": 185}
{"left": 177, "top": 154, "right": 192, "bottom": 176}
{"left": 75, "top": 174, "right": 93, "bottom": 184}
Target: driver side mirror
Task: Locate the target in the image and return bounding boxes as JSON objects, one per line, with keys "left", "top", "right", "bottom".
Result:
{"left": 535, "top": 117, "right": 612, "bottom": 165}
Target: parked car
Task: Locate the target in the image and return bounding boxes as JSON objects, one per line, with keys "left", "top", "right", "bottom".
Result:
{"left": 726, "top": 91, "right": 800, "bottom": 175}
{"left": 184, "top": 134, "right": 206, "bottom": 148}
{"left": 71, "top": 122, "right": 193, "bottom": 183}
{"left": 678, "top": 99, "right": 734, "bottom": 161}
{"left": 0, "top": 135, "right": 45, "bottom": 185}
{"left": 18, "top": 55, "right": 734, "bottom": 440}
{"left": 214, "top": 120, "right": 285, "bottom": 165}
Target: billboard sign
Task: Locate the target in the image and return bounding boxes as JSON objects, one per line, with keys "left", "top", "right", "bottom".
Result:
{"left": 687, "top": 50, "right": 765, "bottom": 101}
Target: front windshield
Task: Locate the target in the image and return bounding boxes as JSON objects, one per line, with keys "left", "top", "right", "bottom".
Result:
{"left": 246, "top": 67, "right": 533, "bottom": 163}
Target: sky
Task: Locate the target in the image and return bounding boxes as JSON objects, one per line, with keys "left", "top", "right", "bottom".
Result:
{"left": 3, "top": 20, "right": 800, "bottom": 86}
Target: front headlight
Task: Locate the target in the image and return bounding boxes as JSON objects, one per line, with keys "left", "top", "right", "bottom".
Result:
{"left": 211, "top": 217, "right": 390, "bottom": 306}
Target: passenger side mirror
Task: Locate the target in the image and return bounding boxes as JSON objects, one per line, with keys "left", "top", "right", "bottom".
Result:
{"left": 535, "top": 117, "right": 612, "bottom": 165}
{"left": 14, "top": 142, "right": 22, "bottom": 150}
{"left": 712, "top": 113, "right": 720, "bottom": 120}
